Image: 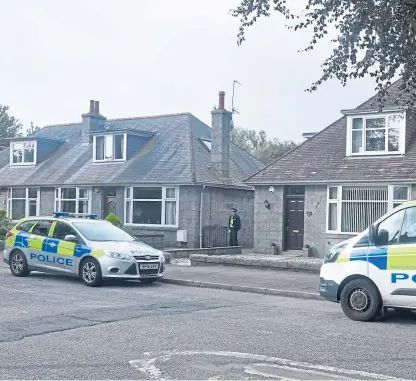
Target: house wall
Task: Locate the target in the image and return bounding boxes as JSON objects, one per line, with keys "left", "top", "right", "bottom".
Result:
{"left": 253, "top": 185, "right": 284, "bottom": 253}
{"left": 201, "top": 186, "right": 255, "bottom": 248}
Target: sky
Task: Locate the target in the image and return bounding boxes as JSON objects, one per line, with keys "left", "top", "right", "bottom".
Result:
{"left": 0, "top": 0, "right": 381, "bottom": 142}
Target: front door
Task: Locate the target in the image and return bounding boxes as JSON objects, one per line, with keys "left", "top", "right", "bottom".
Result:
{"left": 285, "top": 197, "right": 304, "bottom": 250}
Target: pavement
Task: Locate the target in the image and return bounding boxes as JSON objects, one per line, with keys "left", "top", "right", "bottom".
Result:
{"left": 1, "top": 265, "right": 416, "bottom": 380}
{"left": 162, "top": 263, "right": 322, "bottom": 300}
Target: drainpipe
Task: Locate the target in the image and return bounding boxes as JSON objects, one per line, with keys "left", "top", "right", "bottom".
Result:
{"left": 199, "top": 184, "right": 206, "bottom": 248}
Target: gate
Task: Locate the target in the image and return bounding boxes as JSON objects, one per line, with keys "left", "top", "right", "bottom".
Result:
{"left": 202, "top": 225, "right": 228, "bottom": 248}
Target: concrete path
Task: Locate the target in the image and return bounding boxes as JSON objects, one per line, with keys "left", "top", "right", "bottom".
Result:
{"left": 162, "top": 264, "right": 322, "bottom": 300}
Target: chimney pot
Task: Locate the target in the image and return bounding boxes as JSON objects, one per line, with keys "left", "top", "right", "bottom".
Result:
{"left": 94, "top": 101, "right": 100, "bottom": 114}
{"left": 89, "top": 100, "right": 95, "bottom": 113}
{"left": 218, "top": 91, "right": 225, "bottom": 110}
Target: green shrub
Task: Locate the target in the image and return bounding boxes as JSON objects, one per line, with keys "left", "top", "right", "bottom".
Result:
{"left": 0, "top": 210, "right": 13, "bottom": 240}
{"left": 105, "top": 212, "right": 122, "bottom": 227}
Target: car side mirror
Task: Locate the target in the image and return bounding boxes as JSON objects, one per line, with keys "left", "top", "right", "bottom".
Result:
{"left": 369, "top": 225, "right": 377, "bottom": 245}
{"left": 64, "top": 234, "right": 77, "bottom": 243}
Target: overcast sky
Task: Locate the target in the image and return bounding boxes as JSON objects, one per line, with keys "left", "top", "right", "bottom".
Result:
{"left": 0, "top": 0, "right": 381, "bottom": 142}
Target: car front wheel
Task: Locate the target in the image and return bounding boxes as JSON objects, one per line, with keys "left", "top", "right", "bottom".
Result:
{"left": 10, "top": 250, "right": 30, "bottom": 277}
{"left": 80, "top": 257, "right": 103, "bottom": 287}
{"left": 340, "top": 278, "right": 382, "bottom": 322}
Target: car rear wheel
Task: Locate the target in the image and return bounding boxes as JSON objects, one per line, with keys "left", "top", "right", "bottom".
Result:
{"left": 340, "top": 278, "right": 382, "bottom": 322}
{"left": 10, "top": 250, "right": 30, "bottom": 277}
{"left": 140, "top": 278, "right": 158, "bottom": 284}
{"left": 80, "top": 257, "right": 103, "bottom": 287}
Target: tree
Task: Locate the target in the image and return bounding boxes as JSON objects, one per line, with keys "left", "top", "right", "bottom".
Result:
{"left": 231, "top": 127, "right": 298, "bottom": 164}
{"left": 26, "top": 122, "right": 41, "bottom": 136}
{"left": 231, "top": 0, "right": 416, "bottom": 107}
{"left": 0, "top": 105, "right": 23, "bottom": 139}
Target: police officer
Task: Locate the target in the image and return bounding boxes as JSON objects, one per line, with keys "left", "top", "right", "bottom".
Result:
{"left": 228, "top": 207, "right": 241, "bottom": 246}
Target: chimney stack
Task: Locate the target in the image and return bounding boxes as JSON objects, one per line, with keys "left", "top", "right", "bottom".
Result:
{"left": 81, "top": 99, "right": 106, "bottom": 144}
{"left": 211, "top": 91, "right": 233, "bottom": 181}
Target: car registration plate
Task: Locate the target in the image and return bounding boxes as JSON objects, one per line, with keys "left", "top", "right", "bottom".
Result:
{"left": 139, "top": 263, "right": 159, "bottom": 270}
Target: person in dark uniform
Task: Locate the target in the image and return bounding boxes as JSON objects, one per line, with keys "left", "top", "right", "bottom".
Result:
{"left": 228, "top": 208, "right": 241, "bottom": 246}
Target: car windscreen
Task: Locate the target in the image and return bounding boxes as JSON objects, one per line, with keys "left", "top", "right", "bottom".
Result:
{"left": 72, "top": 221, "right": 135, "bottom": 242}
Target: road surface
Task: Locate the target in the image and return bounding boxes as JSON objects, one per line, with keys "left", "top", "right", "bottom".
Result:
{"left": 0, "top": 266, "right": 415, "bottom": 380}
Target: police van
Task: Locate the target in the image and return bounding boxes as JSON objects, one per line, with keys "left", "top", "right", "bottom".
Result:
{"left": 3, "top": 212, "right": 166, "bottom": 287}
{"left": 320, "top": 200, "right": 416, "bottom": 321}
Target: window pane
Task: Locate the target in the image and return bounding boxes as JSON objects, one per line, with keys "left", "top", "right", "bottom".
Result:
{"left": 377, "top": 209, "right": 405, "bottom": 245}
{"left": 132, "top": 201, "right": 162, "bottom": 224}
{"left": 165, "top": 201, "right": 177, "bottom": 225}
{"left": 96, "top": 136, "right": 104, "bottom": 160}
{"left": 78, "top": 201, "right": 88, "bottom": 213}
{"left": 126, "top": 187, "right": 131, "bottom": 199}
{"left": 342, "top": 186, "right": 388, "bottom": 201}
{"left": 61, "top": 200, "right": 76, "bottom": 213}
{"left": 341, "top": 201, "right": 388, "bottom": 233}
{"left": 126, "top": 201, "right": 131, "bottom": 223}
{"left": 366, "top": 129, "right": 385, "bottom": 151}
{"left": 388, "top": 114, "right": 403, "bottom": 129}
{"left": 32, "top": 220, "right": 53, "bottom": 237}
{"left": 393, "top": 186, "right": 408, "bottom": 201}
{"left": 166, "top": 188, "right": 176, "bottom": 199}
{"left": 133, "top": 187, "right": 162, "bottom": 200}
{"left": 24, "top": 142, "right": 35, "bottom": 163}
{"left": 78, "top": 188, "right": 88, "bottom": 199}
{"left": 366, "top": 118, "right": 385, "bottom": 129}
{"left": 61, "top": 188, "right": 76, "bottom": 199}
{"left": 12, "top": 188, "right": 26, "bottom": 199}
{"left": 399, "top": 207, "right": 416, "bottom": 244}
{"left": 352, "top": 118, "right": 363, "bottom": 130}
{"left": 393, "top": 202, "right": 402, "bottom": 209}
{"left": 104, "top": 135, "right": 113, "bottom": 160}
{"left": 17, "top": 220, "right": 36, "bottom": 232}
{"left": 352, "top": 130, "right": 363, "bottom": 153}
{"left": 388, "top": 129, "right": 399, "bottom": 151}
{"left": 114, "top": 135, "right": 124, "bottom": 159}
{"left": 28, "top": 188, "right": 37, "bottom": 198}
{"left": 29, "top": 200, "right": 37, "bottom": 216}
{"left": 11, "top": 200, "right": 25, "bottom": 220}
{"left": 328, "top": 187, "right": 338, "bottom": 200}
{"left": 328, "top": 203, "right": 337, "bottom": 231}
{"left": 12, "top": 143, "right": 23, "bottom": 163}
{"left": 53, "top": 222, "right": 78, "bottom": 240}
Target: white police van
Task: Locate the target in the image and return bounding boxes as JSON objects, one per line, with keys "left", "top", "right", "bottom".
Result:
{"left": 320, "top": 200, "right": 416, "bottom": 321}
{"left": 3, "top": 212, "right": 166, "bottom": 287}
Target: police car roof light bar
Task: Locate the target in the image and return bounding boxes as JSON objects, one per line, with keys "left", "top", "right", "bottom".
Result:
{"left": 53, "top": 212, "right": 97, "bottom": 219}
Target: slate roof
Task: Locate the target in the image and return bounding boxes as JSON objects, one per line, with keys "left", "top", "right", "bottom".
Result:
{"left": 245, "top": 79, "right": 416, "bottom": 185}
{"left": 0, "top": 112, "right": 263, "bottom": 188}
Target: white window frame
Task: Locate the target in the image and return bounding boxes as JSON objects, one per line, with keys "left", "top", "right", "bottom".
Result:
{"left": 55, "top": 187, "right": 92, "bottom": 214}
{"left": 326, "top": 184, "right": 411, "bottom": 234}
{"left": 93, "top": 134, "right": 127, "bottom": 163}
{"left": 124, "top": 186, "right": 179, "bottom": 227}
{"left": 10, "top": 140, "right": 37, "bottom": 166}
{"left": 7, "top": 187, "right": 40, "bottom": 221}
{"left": 346, "top": 112, "right": 406, "bottom": 156}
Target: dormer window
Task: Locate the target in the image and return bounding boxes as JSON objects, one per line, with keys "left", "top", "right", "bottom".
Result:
{"left": 346, "top": 112, "right": 405, "bottom": 156}
{"left": 10, "top": 141, "right": 36, "bottom": 166}
{"left": 93, "top": 134, "right": 126, "bottom": 162}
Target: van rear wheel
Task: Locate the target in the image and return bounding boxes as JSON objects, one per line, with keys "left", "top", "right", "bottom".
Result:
{"left": 340, "top": 279, "right": 382, "bottom": 322}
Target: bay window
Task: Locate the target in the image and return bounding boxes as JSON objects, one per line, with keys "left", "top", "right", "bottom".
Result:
{"left": 55, "top": 187, "right": 91, "bottom": 214}
{"left": 10, "top": 141, "right": 36, "bottom": 165}
{"left": 327, "top": 185, "right": 410, "bottom": 234}
{"left": 347, "top": 113, "right": 405, "bottom": 155}
{"left": 125, "top": 186, "right": 179, "bottom": 226}
{"left": 93, "top": 134, "right": 125, "bottom": 162}
{"left": 7, "top": 188, "right": 39, "bottom": 220}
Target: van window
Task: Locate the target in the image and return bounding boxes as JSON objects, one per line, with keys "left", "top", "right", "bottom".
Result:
{"left": 399, "top": 207, "right": 416, "bottom": 244}
{"left": 377, "top": 209, "right": 405, "bottom": 246}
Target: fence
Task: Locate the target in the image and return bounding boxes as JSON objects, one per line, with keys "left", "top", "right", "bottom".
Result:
{"left": 202, "top": 225, "right": 229, "bottom": 248}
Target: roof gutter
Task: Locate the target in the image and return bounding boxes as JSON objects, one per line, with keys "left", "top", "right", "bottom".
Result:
{"left": 244, "top": 179, "right": 416, "bottom": 186}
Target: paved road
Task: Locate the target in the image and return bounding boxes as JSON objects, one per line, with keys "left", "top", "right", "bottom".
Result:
{"left": 1, "top": 265, "right": 416, "bottom": 380}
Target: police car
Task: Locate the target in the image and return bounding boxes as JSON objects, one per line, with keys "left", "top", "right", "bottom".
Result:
{"left": 320, "top": 200, "right": 416, "bottom": 321}
{"left": 3, "top": 212, "right": 166, "bottom": 287}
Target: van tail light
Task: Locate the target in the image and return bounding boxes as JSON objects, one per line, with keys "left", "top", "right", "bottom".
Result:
{"left": 6, "top": 231, "right": 13, "bottom": 239}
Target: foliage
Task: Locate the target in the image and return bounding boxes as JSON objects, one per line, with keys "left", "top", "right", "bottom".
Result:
{"left": 231, "top": 127, "right": 298, "bottom": 165}
{"left": 0, "top": 105, "right": 23, "bottom": 140}
{"left": 231, "top": 0, "right": 416, "bottom": 107}
{"left": 0, "top": 210, "right": 13, "bottom": 239}
{"left": 105, "top": 212, "right": 122, "bottom": 227}
{"left": 26, "top": 122, "right": 41, "bottom": 136}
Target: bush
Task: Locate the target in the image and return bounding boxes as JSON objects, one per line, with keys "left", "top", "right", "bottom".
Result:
{"left": 0, "top": 210, "right": 13, "bottom": 239}
{"left": 105, "top": 212, "right": 122, "bottom": 227}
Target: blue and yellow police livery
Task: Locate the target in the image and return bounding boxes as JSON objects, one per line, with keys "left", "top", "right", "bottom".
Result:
{"left": 3, "top": 212, "right": 166, "bottom": 287}
{"left": 320, "top": 200, "right": 416, "bottom": 321}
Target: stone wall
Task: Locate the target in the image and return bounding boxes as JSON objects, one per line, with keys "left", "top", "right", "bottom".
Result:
{"left": 201, "top": 186, "right": 255, "bottom": 248}
{"left": 253, "top": 185, "right": 284, "bottom": 253}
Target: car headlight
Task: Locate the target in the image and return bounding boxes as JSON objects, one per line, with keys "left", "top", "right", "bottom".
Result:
{"left": 324, "top": 245, "right": 345, "bottom": 264}
{"left": 104, "top": 251, "right": 132, "bottom": 261}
